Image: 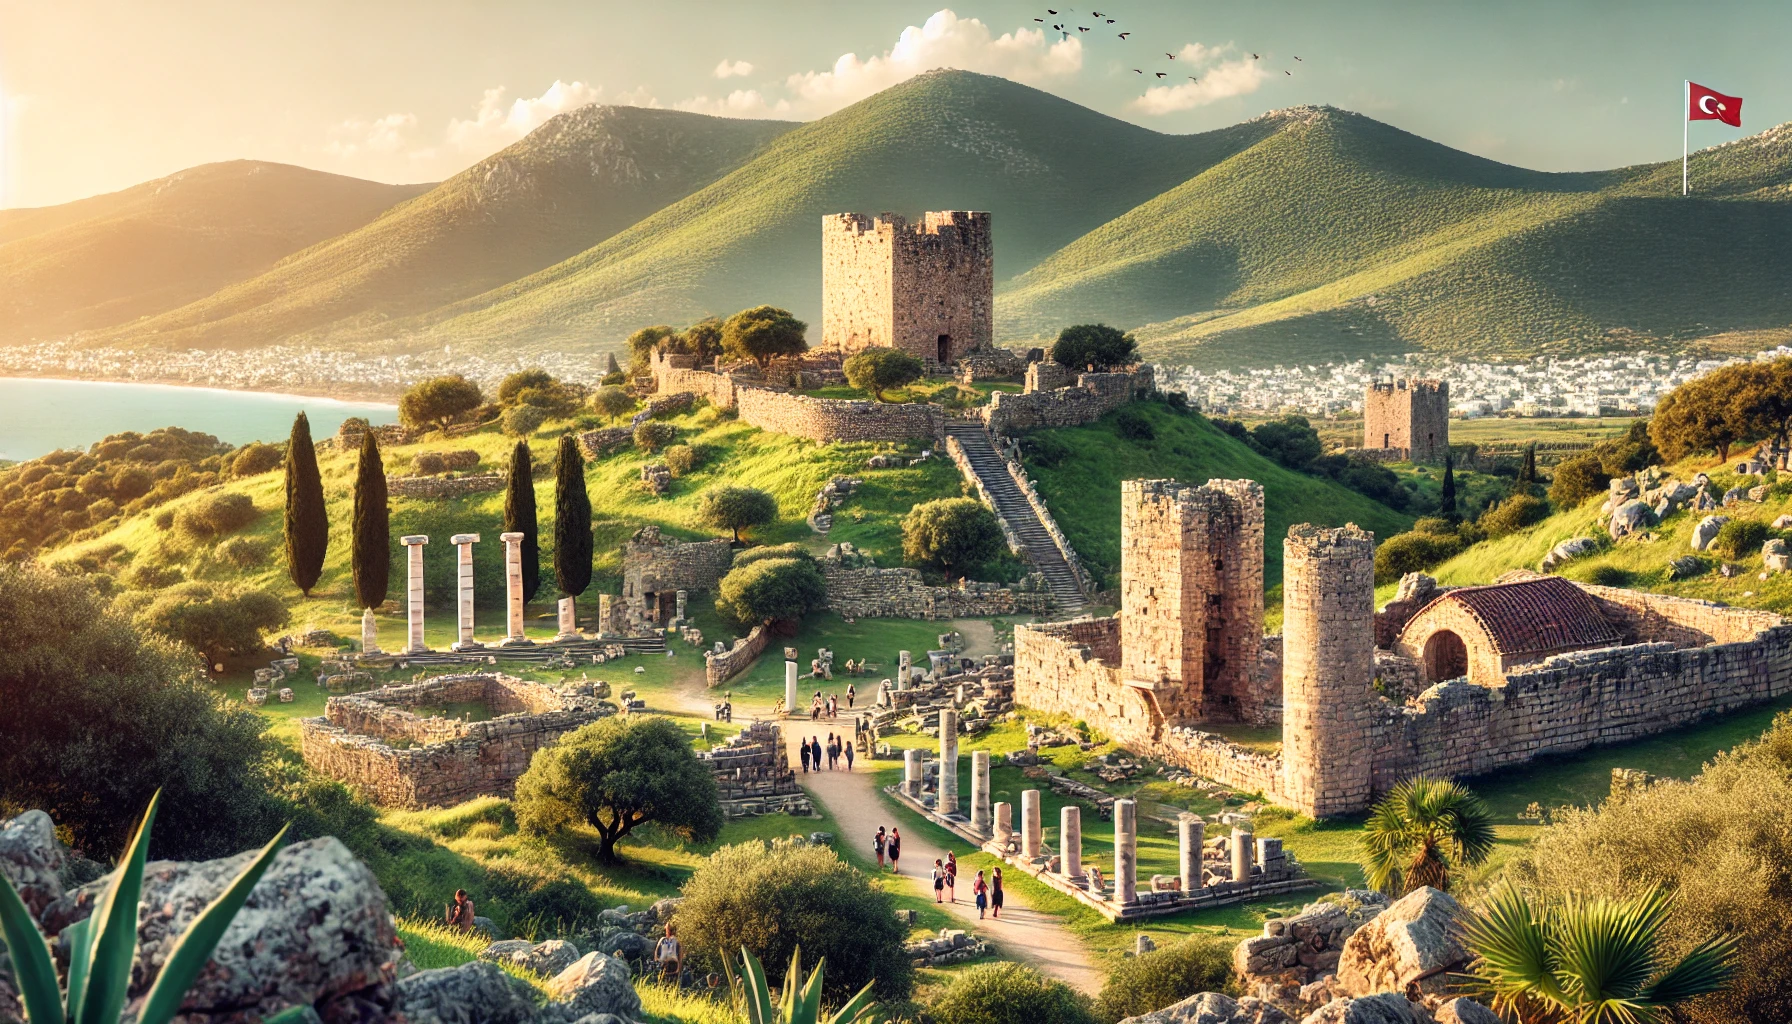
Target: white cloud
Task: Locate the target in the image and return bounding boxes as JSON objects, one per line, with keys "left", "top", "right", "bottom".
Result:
{"left": 714, "top": 59, "right": 754, "bottom": 79}
{"left": 676, "top": 90, "right": 793, "bottom": 118}
{"left": 1129, "top": 42, "right": 1270, "bottom": 115}
{"left": 445, "top": 79, "right": 604, "bottom": 153}
{"left": 324, "top": 112, "right": 418, "bottom": 158}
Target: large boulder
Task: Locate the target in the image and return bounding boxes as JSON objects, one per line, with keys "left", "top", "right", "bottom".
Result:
{"left": 1690, "top": 515, "right": 1729, "bottom": 551}
{"left": 1433, "top": 998, "right": 1503, "bottom": 1024}
{"left": 545, "top": 953, "right": 641, "bottom": 1022}
{"left": 1335, "top": 887, "right": 1469, "bottom": 1009}
{"left": 1765, "top": 539, "right": 1791, "bottom": 573}
{"left": 1539, "top": 537, "right": 1599, "bottom": 572}
{"left": 1298, "top": 994, "right": 1429, "bottom": 1024}
{"left": 0, "top": 810, "right": 68, "bottom": 916}
{"left": 52, "top": 837, "right": 402, "bottom": 1022}
{"left": 392, "top": 961, "right": 540, "bottom": 1024}
{"left": 1118, "top": 991, "right": 1293, "bottom": 1024}
{"left": 1608, "top": 500, "right": 1653, "bottom": 540}
{"left": 480, "top": 938, "right": 580, "bottom": 978}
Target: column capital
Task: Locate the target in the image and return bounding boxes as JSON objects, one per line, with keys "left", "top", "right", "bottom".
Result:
{"left": 500, "top": 531, "right": 525, "bottom": 543}
{"left": 450, "top": 533, "right": 481, "bottom": 544}
{"left": 400, "top": 535, "right": 429, "bottom": 545}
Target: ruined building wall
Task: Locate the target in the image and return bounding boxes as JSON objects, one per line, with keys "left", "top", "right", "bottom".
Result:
{"left": 621, "top": 526, "right": 734, "bottom": 625}
{"left": 735, "top": 387, "right": 944, "bottom": 444}
{"left": 1278, "top": 525, "right": 1379, "bottom": 818}
{"left": 822, "top": 212, "right": 992, "bottom": 364}
{"left": 983, "top": 366, "right": 1157, "bottom": 436}
{"left": 1363, "top": 379, "right": 1449, "bottom": 463}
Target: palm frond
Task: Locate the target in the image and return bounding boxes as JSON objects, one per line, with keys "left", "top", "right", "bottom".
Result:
{"left": 1640, "top": 931, "right": 1740, "bottom": 1005}
{"left": 1461, "top": 883, "right": 1568, "bottom": 1013}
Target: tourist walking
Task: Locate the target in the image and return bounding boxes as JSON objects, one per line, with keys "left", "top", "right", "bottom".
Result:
{"left": 847, "top": 683, "right": 856, "bottom": 708}
{"left": 888, "top": 828, "right": 902, "bottom": 873}
{"left": 809, "top": 736, "right": 822, "bottom": 772}
{"left": 931, "top": 859, "right": 946, "bottom": 903}
{"left": 654, "top": 922, "right": 683, "bottom": 983}
{"left": 991, "top": 867, "right": 1004, "bottom": 918}
{"left": 844, "top": 739, "right": 855, "bottom": 771}
{"left": 799, "top": 738, "right": 810, "bottom": 773}
{"left": 973, "top": 870, "right": 988, "bottom": 918}
{"left": 945, "top": 852, "right": 957, "bottom": 903}
{"left": 873, "top": 826, "right": 887, "bottom": 870}
{"left": 825, "top": 733, "right": 837, "bottom": 769}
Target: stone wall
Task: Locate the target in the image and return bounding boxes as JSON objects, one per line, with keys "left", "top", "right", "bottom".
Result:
{"left": 983, "top": 365, "right": 1156, "bottom": 435}
{"left": 820, "top": 560, "right": 1053, "bottom": 619}
{"left": 578, "top": 427, "right": 633, "bottom": 458}
{"left": 698, "top": 721, "right": 812, "bottom": 816}
{"left": 298, "top": 674, "right": 608, "bottom": 807}
{"left": 1363, "top": 379, "right": 1449, "bottom": 463}
{"left": 650, "top": 351, "right": 739, "bottom": 409}
{"left": 821, "top": 211, "right": 992, "bottom": 364}
{"left": 384, "top": 473, "right": 506, "bottom": 499}
{"left": 621, "top": 525, "right": 734, "bottom": 626}
{"left": 735, "top": 386, "right": 944, "bottom": 444}
{"left": 707, "top": 623, "right": 771, "bottom": 687}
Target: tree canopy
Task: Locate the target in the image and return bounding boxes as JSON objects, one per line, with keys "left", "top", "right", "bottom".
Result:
{"left": 121, "top": 582, "right": 289, "bottom": 665}
{"left": 1650, "top": 359, "right": 1792, "bottom": 463}
{"left": 503, "top": 440, "right": 541, "bottom": 602}
{"left": 697, "top": 485, "right": 778, "bottom": 542}
{"left": 843, "top": 347, "right": 925, "bottom": 401}
{"left": 397, "top": 375, "right": 483, "bottom": 430}
{"left": 902, "top": 498, "right": 1004, "bottom": 576}
{"left": 1050, "top": 324, "right": 1137, "bottom": 371}
{"left": 715, "top": 557, "right": 827, "bottom": 630}
{"left": 1359, "top": 776, "right": 1495, "bottom": 896}
{"left": 722, "top": 305, "right": 808, "bottom": 370}
{"left": 591, "top": 385, "right": 635, "bottom": 424}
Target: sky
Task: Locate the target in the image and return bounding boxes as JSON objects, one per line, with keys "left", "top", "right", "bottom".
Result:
{"left": 1, "top": 0, "right": 1780, "bottom": 209}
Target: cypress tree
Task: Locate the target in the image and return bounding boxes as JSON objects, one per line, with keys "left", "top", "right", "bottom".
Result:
{"left": 1520, "top": 442, "right": 1538, "bottom": 487}
{"left": 1440, "top": 453, "right": 1458, "bottom": 520}
{"left": 553, "top": 433, "right": 593, "bottom": 598}
{"left": 504, "top": 441, "right": 541, "bottom": 601}
{"left": 283, "top": 412, "right": 328, "bottom": 596}
{"left": 351, "top": 430, "right": 390, "bottom": 609}
{"left": 605, "top": 351, "right": 621, "bottom": 376}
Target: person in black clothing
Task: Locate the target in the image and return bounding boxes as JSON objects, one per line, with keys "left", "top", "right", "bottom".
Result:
{"left": 799, "top": 739, "right": 810, "bottom": 773}
{"left": 888, "top": 827, "right": 902, "bottom": 872}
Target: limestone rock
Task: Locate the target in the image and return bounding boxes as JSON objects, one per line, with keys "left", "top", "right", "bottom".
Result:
{"left": 1118, "top": 991, "right": 1294, "bottom": 1024}
{"left": 1723, "top": 486, "right": 1750, "bottom": 506}
{"left": 0, "top": 810, "right": 68, "bottom": 916}
{"left": 1766, "top": 539, "right": 1791, "bottom": 573}
{"left": 1433, "top": 997, "right": 1503, "bottom": 1024}
{"left": 1774, "top": 515, "right": 1792, "bottom": 530}
{"left": 1666, "top": 555, "right": 1708, "bottom": 580}
{"left": 1335, "top": 887, "right": 1468, "bottom": 1007}
{"left": 1539, "top": 537, "right": 1598, "bottom": 572}
{"left": 54, "top": 837, "right": 402, "bottom": 1022}
{"left": 545, "top": 952, "right": 642, "bottom": 1022}
{"left": 1299, "top": 994, "right": 1429, "bottom": 1024}
{"left": 569, "top": 1016, "right": 631, "bottom": 1024}
{"left": 478, "top": 940, "right": 534, "bottom": 963}
{"left": 1391, "top": 574, "right": 1439, "bottom": 607}
{"left": 1690, "top": 515, "right": 1729, "bottom": 551}
{"left": 480, "top": 938, "right": 581, "bottom": 978}
{"left": 392, "top": 961, "right": 539, "bottom": 1024}
{"left": 1608, "top": 500, "right": 1653, "bottom": 540}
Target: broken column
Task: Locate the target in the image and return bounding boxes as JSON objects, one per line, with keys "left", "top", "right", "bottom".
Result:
{"left": 675, "top": 589, "right": 688, "bottom": 624}
{"left": 898, "top": 650, "right": 911, "bottom": 688}
{"left": 785, "top": 661, "right": 799, "bottom": 716}
{"left": 499, "top": 532, "right": 530, "bottom": 646}
{"left": 903, "top": 749, "right": 922, "bottom": 798}
{"left": 970, "top": 750, "right": 991, "bottom": 834}
{"left": 401, "top": 535, "right": 428, "bottom": 653}
{"left": 361, "top": 607, "right": 381, "bottom": 656}
{"left": 597, "top": 594, "right": 616, "bottom": 637}
{"left": 938, "top": 709, "right": 959, "bottom": 816}
{"left": 1178, "top": 814, "right": 1205, "bottom": 892}
{"left": 994, "top": 801, "right": 1012, "bottom": 844}
{"left": 1021, "top": 789, "right": 1041, "bottom": 859}
{"left": 1115, "top": 798, "right": 1138, "bottom": 905}
{"left": 1061, "top": 805, "right": 1083, "bottom": 880}
{"left": 1232, "top": 826, "right": 1254, "bottom": 885}
{"left": 555, "top": 596, "right": 579, "bottom": 642}
{"left": 449, "top": 534, "right": 481, "bottom": 651}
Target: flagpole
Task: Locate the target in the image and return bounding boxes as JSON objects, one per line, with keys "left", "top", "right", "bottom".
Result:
{"left": 1683, "top": 80, "right": 1689, "bottom": 196}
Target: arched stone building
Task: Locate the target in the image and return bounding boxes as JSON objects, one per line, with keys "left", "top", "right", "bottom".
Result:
{"left": 1393, "top": 575, "right": 1622, "bottom": 687}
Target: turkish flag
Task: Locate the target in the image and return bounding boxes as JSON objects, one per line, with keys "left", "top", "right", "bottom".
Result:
{"left": 1688, "top": 82, "right": 1743, "bottom": 127}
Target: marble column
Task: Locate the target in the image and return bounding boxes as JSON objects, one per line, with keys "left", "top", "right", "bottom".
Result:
{"left": 556, "top": 597, "right": 579, "bottom": 642}
{"left": 970, "top": 750, "right": 992, "bottom": 834}
{"left": 1021, "top": 789, "right": 1042, "bottom": 860}
{"left": 597, "top": 594, "right": 615, "bottom": 637}
{"left": 898, "top": 650, "right": 911, "bottom": 688}
{"left": 1060, "top": 805, "right": 1083, "bottom": 880}
{"left": 994, "top": 801, "right": 1012, "bottom": 843}
{"left": 675, "top": 589, "right": 688, "bottom": 624}
{"left": 903, "top": 749, "right": 922, "bottom": 797}
{"left": 499, "top": 532, "right": 530, "bottom": 646}
{"left": 1115, "top": 798, "right": 1138, "bottom": 905}
{"left": 361, "top": 607, "right": 381, "bottom": 656}
{"left": 785, "top": 661, "right": 799, "bottom": 716}
{"left": 1232, "top": 827, "right": 1254, "bottom": 885}
{"left": 1178, "top": 814, "right": 1205, "bottom": 892}
{"left": 400, "top": 535, "right": 428, "bottom": 653}
{"left": 937, "top": 709, "right": 959, "bottom": 817}
{"left": 450, "top": 534, "right": 481, "bottom": 651}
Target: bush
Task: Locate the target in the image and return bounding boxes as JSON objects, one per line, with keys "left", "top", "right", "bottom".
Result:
{"left": 1549, "top": 452, "right": 1611, "bottom": 508}
{"left": 230, "top": 441, "right": 284, "bottom": 478}
{"left": 496, "top": 368, "right": 555, "bottom": 406}
{"left": 634, "top": 420, "right": 677, "bottom": 454}
{"left": 1250, "top": 416, "right": 1322, "bottom": 471}
{"left": 1096, "top": 937, "right": 1236, "bottom": 1021}
{"left": 1113, "top": 408, "right": 1156, "bottom": 441}
{"left": 663, "top": 444, "right": 697, "bottom": 477}
{"left": 673, "top": 838, "right": 911, "bottom": 1003}
{"left": 731, "top": 543, "right": 811, "bottom": 569}
{"left": 1050, "top": 324, "right": 1137, "bottom": 372}
{"left": 715, "top": 557, "right": 827, "bottom": 629}
{"left": 697, "top": 485, "right": 778, "bottom": 542}
{"left": 411, "top": 451, "right": 448, "bottom": 475}
{"left": 1374, "top": 530, "right": 1466, "bottom": 584}
{"left": 123, "top": 581, "right": 289, "bottom": 662}
{"left": 398, "top": 375, "right": 483, "bottom": 430}
{"left": 440, "top": 450, "right": 480, "bottom": 471}
{"left": 1713, "top": 518, "right": 1771, "bottom": 560}
{"left": 1583, "top": 564, "right": 1633, "bottom": 587}
{"left": 843, "top": 347, "right": 925, "bottom": 401}
{"left": 214, "top": 535, "right": 270, "bottom": 569}
{"left": 591, "top": 385, "right": 635, "bottom": 424}
{"left": 173, "top": 491, "right": 259, "bottom": 539}
{"left": 1479, "top": 493, "right": 1551, "bottom": 538}
{"left": 902, "top": 498, "right": 1004, "bottom": 575}
{"left": 930, "top": 962, "right": 1097, "bottom": 1024}
{"left": 501, "top": 404, "right": 547, "bottom": 438}
{"left": 125, "top": 562, "right": 183, "bottom": 589}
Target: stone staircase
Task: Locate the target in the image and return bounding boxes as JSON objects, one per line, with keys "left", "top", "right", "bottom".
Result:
{"left": 944, "top": 421, "right": 1088, "bottom": 615}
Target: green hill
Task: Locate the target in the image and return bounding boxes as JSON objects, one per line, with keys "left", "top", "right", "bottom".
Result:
{"left": 87, "top": 107, "right": 796, "bottom": 352}
{"left": 0, "top": 162, "right": 429, "bottom": 345}
{"left": 1019, "top": 401, "right": 1414, "bottom": 588}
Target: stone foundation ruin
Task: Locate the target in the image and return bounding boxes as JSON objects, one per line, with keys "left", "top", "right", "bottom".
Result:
{"left": 697, "top": 720, "right": 812, "bottom": 817}
{"left": 298, "top": 673, "right": 609, "bottom": 808}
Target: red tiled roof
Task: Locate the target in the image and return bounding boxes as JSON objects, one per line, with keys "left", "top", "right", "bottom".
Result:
{"left": 1406, "top": 576, "right": 1621, "bottom": 657}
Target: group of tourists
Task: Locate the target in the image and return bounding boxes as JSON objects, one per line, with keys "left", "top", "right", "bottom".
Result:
{"left": 872, "top": 826, "right": 902, "bottom": 872}
{"left": 798, "top": 732, "right": 854, "bottom": 772}
{"left": 807, "top": 684, "right": 856, "bottom": 720}
{"left": 870, "top": 829, "right": 1003, "bottom": 920}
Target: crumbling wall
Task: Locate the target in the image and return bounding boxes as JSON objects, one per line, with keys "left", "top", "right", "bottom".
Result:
{"left": 621, "top": 526, "right": 734, "bottom": 623}
{"left": 736, "top": 387, "right": 944, "bottom": 444}
{"left": 707, "top": 623, "right": 772, "bottom": 687}
{"left": 821, "top": 562, "right": 1053, "bottom": 619}
{"left": 983, "top": 366, "right": 1156, "bottom": 435}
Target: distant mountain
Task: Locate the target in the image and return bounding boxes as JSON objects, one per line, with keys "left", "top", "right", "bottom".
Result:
{"left": 0, "top": 162, "right": 429, "bottom": 344}
{"left": 86, "top": 107, "right": 797, "bottom": 352}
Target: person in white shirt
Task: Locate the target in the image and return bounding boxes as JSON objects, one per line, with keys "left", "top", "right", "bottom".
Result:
{"left": 654, "top": 922, "right": 682, "bottom": 982}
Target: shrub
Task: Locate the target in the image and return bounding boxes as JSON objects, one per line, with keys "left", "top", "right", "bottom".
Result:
{"left": 591, "top": 385, "right": 635, "bottom": 424}
{"left": 230, "top": 441, "right": 284, "bottom": 478}
{"left": 1479, "top": 493, "right": 1550, "bottom": 538}
{"left": 1549, "top": 451, "right": 1611, "bottom": 508}
{"left": 674, "top": 838, "right": 911, "bottom": 1003}
{"left": 1713, "top": 518, "right": 1771, "bottom": 560}
{"left": 173, "top": 491, "right": 258, "bottom": 539}
{"left": 1051, "top": 324, "right": 1137, "bottom": 371}
{"left": 662, "top": 444, "right": 698, "bottom": 477}
{"left": 112, "top": 466, "right": 155, "bottom": 501}
{"left": 929, "top": 962, "right": 1097, "bottom": 1024}
{"left": 843, "top": 347, "right": 925, "bottom": 401}
{"left": 1583, "top": 564, "right": 1633, "bottom": 587}
{"left": 634, "top": 420, "right": 677, "bottom": 454}
{"left": 697, "top": 485, "right": 778, "bottom": 542}
{"left": 1096, "top": 937, "right": 1235, "bottom": 1022}
{"left": 411, "top": 451, "right": 448, "bottom": 475}
{"left": 214, "top": 536, "right": 270, "bottom": 569}
{"left": 440, "top": 450, "right": 480, "bottom": 471}
{"left": 497, "top": 368, "right": 555, "bottom": 406}
{"left": 715, "top": 557, "right": 826, "bottom": 629}
{"left": 398, "top": 375, "right": 483, "bottom": 430}
{"left": 124, "top": 562, "right": 183, "bottom": 589}
{"left": 1022, "top": 433, "right": 1071, "bottom": 468}
{"left": 1374, "top": 530, "right": 1465, "bottom": 584}
{"left": 732, "top": 543, "right": 811, "bottom": 569}
{"left": 1250, "top": 416, "right": 1322, "bottom": 470}
{"left": 1113, "top": 408, "right": 1156, "bottom": 441}
{"left": 720, "top": 305, "right": 808, "bottom": 370}
{"left": 125, "top": 582, "right": 288, "bottom": 662}
{"left": 902, "top": 498, "right": 1004, "bottom": 575}
{"left": 501, "top": 404, "right": 547, "bottom": 438}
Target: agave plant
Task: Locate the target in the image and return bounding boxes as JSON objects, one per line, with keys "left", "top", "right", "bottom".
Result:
{"left": 0, "top": 792, "right": 305, "bottom": 1024}
{"left": 1462, "top": 882, "right": 1739, "bottom": 1024}
{"left": 722, "top": 945, "right": 879, "bottom": 1024}
{"left": 1359, "top": 776, "right": 1496, "bottom": 895}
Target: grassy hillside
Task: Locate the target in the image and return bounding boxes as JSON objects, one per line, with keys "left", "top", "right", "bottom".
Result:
{"left": 89, "top": 108, "right": 795, "bottom": 352}
{"left": 1021, "top": 401, "right": 1414, "bottom": 588}
{"left": 0, "top": 162, "right": 429, "bottom": 345}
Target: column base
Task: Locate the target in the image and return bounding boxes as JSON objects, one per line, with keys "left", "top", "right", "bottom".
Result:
{"left": 552, "top": 632, "right": 585, "bottom": 644}
{"left": 405, "top": 645, "right": 431, "bottom": 655}
{"left": 450, "top": 641, "right": 487, "bottom": 652}
{"left": 499, "top": 636, "right": 536, "bottom": 648}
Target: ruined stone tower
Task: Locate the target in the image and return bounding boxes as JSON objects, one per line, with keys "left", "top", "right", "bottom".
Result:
{"left": 1364, "top": 378, "right": 1449, "bottom": 463}
{"left": 821, "top": 211, "right": 992, "bottom": 365}
{"left": 1280, "top": 523, "right": 1377, "bottom": 817}
{"left": 1119, "top": 479, "right": 1268, "bottom": 726}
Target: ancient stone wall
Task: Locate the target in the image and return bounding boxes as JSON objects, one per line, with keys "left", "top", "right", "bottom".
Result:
{"left": 1025, "top": 361, "right": 1076, "bottom": 393}
{"left": 707, "top": 623, "right": 771, "bottom": 687}
{"left": 1363, "top": 379, "right": 1449, "bottom": 463}
{"left": 1581, "top": 578, "right": 1782, "bottom": 646}
{"left": 384, "top": 474, "right": 506, "bottom": 499}
{"left": 821, "top": 211, "right": 991, "bottom": 364}
{"left": 735, "top": 386, "right": 944, "bottom": 444}
{"left": 621, "top": 526, "right": 733, "bottom": 625}
{"left": 650, "top": 350, "right": 739, "bottom": 409}
{"left": 578, "top": 427, "right": 633, "bottom": 458}
{"left": 820, "top": 561, "right": 1053, "bottom": 619}
{"left": 983, "top": 366, "right": 1156, "bottom": 435}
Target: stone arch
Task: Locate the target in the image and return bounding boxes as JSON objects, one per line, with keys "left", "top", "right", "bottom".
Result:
{"left": 1422, "top": 629, "right": 1469, "bottom": 683}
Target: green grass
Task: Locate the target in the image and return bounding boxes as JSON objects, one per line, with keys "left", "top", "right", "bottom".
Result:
{"left": 1021, "top": 402, "right": 1412, "bottom": 587}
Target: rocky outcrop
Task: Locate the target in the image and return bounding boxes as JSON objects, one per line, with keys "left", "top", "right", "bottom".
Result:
{"left": 479, "top": 938, "right": 582, "bottom": 978}
{"left": 544, "top": 953, "right": 642, "bottom": 1022}
{"left": 1118, "top": 992, "right": 1293, "bottom": 1024}
{"left": 1539, "top": 537, "right": 1598, "bottom": 572}
{"left": 0, "top": 810, "right": 68, "bottom": 916}
{"left": 1299, "top": 993, "right": 1430, "bottom": 1024}
{"left": 1235, "top": 892, "right": 1391, "bottom": 1015}
{"left": 392, "top": 960, "right": 540, "bottom": 1024}
{"left": 1335, "top": 888, "right": 1469, "bottom": 1009}
{"left": 1431, "top": 998, "right": 1502, "bottom": 1024}
{"left": 1690, "top": 515, "right": 1729, "bottom": 552}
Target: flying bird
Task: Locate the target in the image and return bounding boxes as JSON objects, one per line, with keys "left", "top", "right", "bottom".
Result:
{"left": 1285, "top": 70, "right": 1292, "bottom": 75}
{"left": 1079, "top": 26, "right": 1091, "bottom": 32}
{"left": 1106, "top": 18, "right": 1115, "bottom": 23}
{"left": 1294, "top": 55, "right": 1303, "bottom": 61}
{"left": 1118, "top": 31, "right": 1130, "bottom": 39}
{"left": 1187, "top": 76, "right": 1198, "bottom": 82}
{"left": 1165, "top": 52, "right": 1175, "bottom": 59}
{"left": 1155, "top": 72, "right": 1167, "bottom": 78}
{"left": 1133, "top": 68, "right": 1143, "bottom": 73}
{"left": 1047, "top": 8, "right": 1057, "bottom": 13}
{"left": 1091, "top": 9, "right": 1102, "bottom": 15}
{"left": 1252, "top": 53, "right": 1260, "bottom": 59}
{"left": 1034, "top": 17, "right": 1044, "bottom": 21}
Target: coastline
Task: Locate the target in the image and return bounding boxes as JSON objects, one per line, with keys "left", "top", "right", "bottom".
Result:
{"left": 0, "top": 371, "right": 400, "bottom": 405}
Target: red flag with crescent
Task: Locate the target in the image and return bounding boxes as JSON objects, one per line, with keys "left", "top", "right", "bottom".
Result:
{"left": 1688, "top": 82, "right": 1743, "bottom": 127}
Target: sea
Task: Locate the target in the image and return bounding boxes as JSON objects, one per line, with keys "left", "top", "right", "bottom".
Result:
{"left": 0, "top": 378, "right": 398, "bottom": 462}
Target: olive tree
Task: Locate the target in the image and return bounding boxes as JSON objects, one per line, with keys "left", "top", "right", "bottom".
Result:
{"left": 715, "top": 557, "right": 827, "bottom": 630}
{"left": 697, "top": 485, "right": 778, "bottom": 542}
{"left": 721, "top": 305, "right": 808, "bottom": 370}
{"left": 1050, "top": 323, "right": 1137, "bottom": 371}
{"left": 398, "top": 375, "right": 483, "bottom": 430}
{"left": 902, "top": 498, "right": 1004, "bottom": 576}
{"left": 843, "top": 347, "right": 925, "bottom": 401}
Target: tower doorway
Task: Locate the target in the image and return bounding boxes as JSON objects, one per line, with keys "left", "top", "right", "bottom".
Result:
{"left": 1422, "top": 630, "right": 1469, "bottom": 683}
{"left": 938, "top": 334, "right": 952, "bottom": 363}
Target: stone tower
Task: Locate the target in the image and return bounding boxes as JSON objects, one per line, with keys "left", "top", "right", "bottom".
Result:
{"left": 821, "top": 211, "right": 992, "bottom": 365}
{"left": 1119, "top": 479, "right": 1268, "bottom": 726}
{"left": 1280, "top": 523, "right": 1377, "bottom": 818}
{"left": 1364, "top": 378, "right": 1449, "bottom": 463}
